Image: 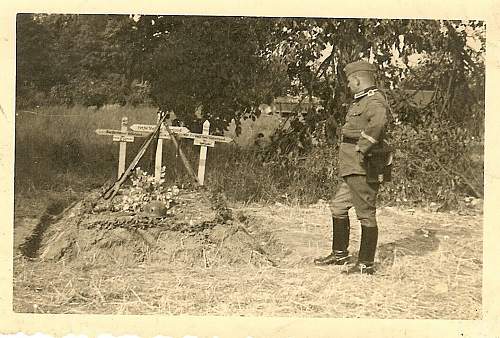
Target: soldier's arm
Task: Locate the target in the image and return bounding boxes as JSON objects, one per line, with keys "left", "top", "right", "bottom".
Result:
{"left": 356, "top": 100, "right": 387, "bottom": 155}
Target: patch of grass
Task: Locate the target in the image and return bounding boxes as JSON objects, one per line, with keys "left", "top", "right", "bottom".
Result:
{"left": 15, "top": 105, "right": 157, "bottom": 191}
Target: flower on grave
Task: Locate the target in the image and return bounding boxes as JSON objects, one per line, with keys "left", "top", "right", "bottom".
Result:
{"left": 116, "top": 169, "right": 181, "bottom": 213}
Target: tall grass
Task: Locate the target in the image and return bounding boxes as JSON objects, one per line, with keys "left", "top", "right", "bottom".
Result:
{"left": 15, "top": 105, "right": 484, "bottom": 208}
{"left": 15, "top": 105, "right": 157, "bottom": 192}
{"left": 15, "top": 105, "right": 325, "bottom": 203}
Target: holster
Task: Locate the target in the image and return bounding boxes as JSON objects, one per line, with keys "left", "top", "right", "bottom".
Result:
{"left": 366, "top": 142, "right": 393, "bottom": 183}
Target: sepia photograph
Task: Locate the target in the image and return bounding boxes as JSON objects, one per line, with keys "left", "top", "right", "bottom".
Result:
{"left": 2, "top": 1, "right": 500, "bottom": 336}
{"left": 11, "top": 13, "right": 485, "bottom": 320}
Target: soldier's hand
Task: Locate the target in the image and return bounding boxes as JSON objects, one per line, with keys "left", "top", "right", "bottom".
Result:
{"left": 355, "top": 146, "right": 365, "bottom": 163}
{"left": 358, "top": 151, "right": 365, "bottom": 163}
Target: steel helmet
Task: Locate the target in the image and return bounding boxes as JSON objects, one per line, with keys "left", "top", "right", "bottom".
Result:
{"left": 143, "top": 201, "right": 167, "bottom": 217}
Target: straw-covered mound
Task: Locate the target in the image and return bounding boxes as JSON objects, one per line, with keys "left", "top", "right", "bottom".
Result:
{"left": 19, "top": 188, "right": 285, "bottom": 268}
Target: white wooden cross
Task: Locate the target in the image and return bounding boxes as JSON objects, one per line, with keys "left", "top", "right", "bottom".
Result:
{"left": 115, "top": 117, "right": 133, "bottom": 177}
{"left": 196, "top": 120, "right": 210, "bottom": 185}
{"left": 178, "top": 120, "right": 233, "bottom": 185}
{"left": 96, "top": 117, "right": 232, "bottom": 185}
{"left": 96, "top": 118, "right": 188, "bottom": 179}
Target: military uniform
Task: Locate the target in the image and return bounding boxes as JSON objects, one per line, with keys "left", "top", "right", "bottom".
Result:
{"left": 315, "top": 60, "right": 391, "bottom": 275}
{"left": 333, "top": 87, "right": 389, "bottom": 227}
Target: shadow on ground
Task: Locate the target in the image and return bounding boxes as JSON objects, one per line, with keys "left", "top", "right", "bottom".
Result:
{"left": 377, "top": 228, "right": 440, "bottom": 265}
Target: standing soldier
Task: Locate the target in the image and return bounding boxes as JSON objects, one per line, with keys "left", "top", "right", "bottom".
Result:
{"left": 314, "top": 60, "right": 392, "bottom": 275}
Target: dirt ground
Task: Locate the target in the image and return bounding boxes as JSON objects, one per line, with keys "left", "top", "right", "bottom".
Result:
{"left": 12, "top": 190, "right": 482, "bottom": 319}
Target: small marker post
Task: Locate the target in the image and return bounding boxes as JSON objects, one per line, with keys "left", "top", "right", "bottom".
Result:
{"left": 197, "top": 120, "right": 210, "bottom": 185}
{"left": 154, "top": 113, "right": 164, "bottom": 182}
{"left": 118, "top": 117, "right": 128, "bottom": 178}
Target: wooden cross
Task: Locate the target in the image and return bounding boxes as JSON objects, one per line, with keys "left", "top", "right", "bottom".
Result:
{"left": 154, "top": 113, "right": 164, "bottom": 182}
{"left": 96, "top": 119, "right": 185, "bottom": 179}
{"left": 177, "top": 121, "right": 233, "bottom": 185}
{"left": 116, "top": 117, "right": 133, "bottom": 177}
{"left": 95, "top": 117, "right": 232, "bottom": 185}
{"left": 197, "top": 120, "right": 210, "bottom": 185}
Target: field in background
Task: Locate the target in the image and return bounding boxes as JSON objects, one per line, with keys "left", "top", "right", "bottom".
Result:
{"left": 15, "top": 105, "right": 280, "bottom": 183}
{"left": 15, "top": 105, "right": 157, "bottom": 192}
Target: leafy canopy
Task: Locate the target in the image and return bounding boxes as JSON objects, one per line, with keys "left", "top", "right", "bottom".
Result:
{"left": 17, "top": 15, "right": 484, "bottom": 136}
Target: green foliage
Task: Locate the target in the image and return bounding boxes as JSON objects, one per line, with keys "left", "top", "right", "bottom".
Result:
{"left": 16, "top": 15, "right": 484, "bottom": 132}
{"left": 16, "top": 14, "right": 146, "bottom": 108}
{"left": 267, "top": 19, "right": 485, "bottom": 156}
{"left": 16, "top": 14, "right": 290, "bottom": 123}
{"left": 382, "top": 120, "right": 483, "bottom": 204}
{"left": 16, "top": 14, "right": 62, "bottom": 98}
{"left": 142, "top": 16, "right": 289, "bottom": 133}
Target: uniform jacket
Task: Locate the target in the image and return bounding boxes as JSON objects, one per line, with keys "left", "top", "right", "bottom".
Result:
{"left": 338, "top": 88, "right": 389, "bottom": 177}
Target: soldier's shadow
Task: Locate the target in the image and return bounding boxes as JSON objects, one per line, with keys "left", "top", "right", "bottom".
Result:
{"left": 376, "top": 228, "right": 440, "bottom": 265}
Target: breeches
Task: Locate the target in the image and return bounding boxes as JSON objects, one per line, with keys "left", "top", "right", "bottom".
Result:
{"left": 329, "top": 174, "right": 380, "bottom": 227}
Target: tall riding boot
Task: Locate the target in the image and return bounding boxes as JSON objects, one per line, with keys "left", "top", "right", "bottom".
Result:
{"left": 314, "top": 217, "right": 350, "bottom": 265}
{"left": 343, "top": 226, "right": 378, "bottom": 275}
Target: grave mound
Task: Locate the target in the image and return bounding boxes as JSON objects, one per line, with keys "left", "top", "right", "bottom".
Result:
{"left": 19, "top": 187, "right": 284, "bottom": 268}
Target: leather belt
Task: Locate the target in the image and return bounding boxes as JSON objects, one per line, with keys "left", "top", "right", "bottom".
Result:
{"left": 342, "top": 137, "right": 358, "bottom": 144}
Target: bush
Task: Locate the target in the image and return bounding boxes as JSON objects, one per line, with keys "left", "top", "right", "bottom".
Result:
{"left": 205, "top": 144, "right": 339, "bottom": 204}
{"left": 205, "top": 120, "right": 483, "bottom": 208}
{"left": 380, "top": 120, "right": 483, "bottom": 206}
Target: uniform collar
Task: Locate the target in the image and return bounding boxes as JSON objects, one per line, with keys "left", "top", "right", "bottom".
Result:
{"left": 353, "top": 86, "right": 378, "bottom": 100}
